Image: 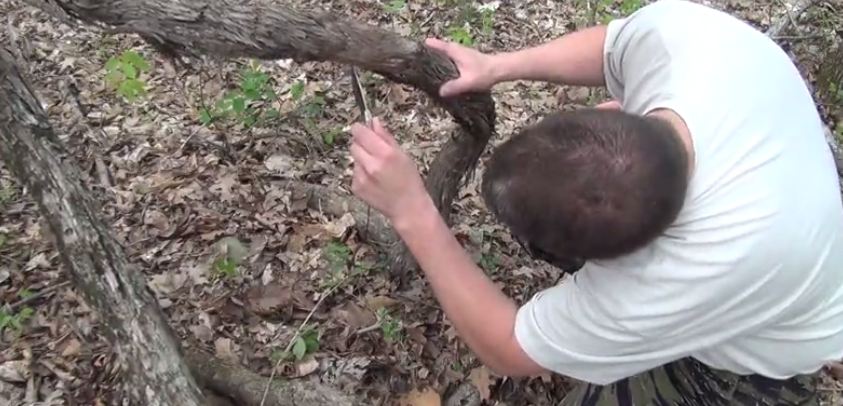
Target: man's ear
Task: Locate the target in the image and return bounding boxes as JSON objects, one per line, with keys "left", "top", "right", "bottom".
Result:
{"left": 595, "top": 100, "right": 622, "bottom": 110}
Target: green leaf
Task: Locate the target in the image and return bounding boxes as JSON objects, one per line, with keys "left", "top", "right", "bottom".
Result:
{"left": 105, "top": 57, "right": 121, "bottom": 73}
{"left": 385, "top": 0, "right": 406, "bottom": 12}
{"left": 241, "top": 114, "right": 257, "bottom": 127}
{"left": 290, "top": 81, "right": 305, "bottom": 100}
{"left": 292, "top": 336, "right": 307, "bottom": 360}
{"left": 243, "top": 87, "right": 260, "bottom": 100}
{"left": 447, "top": 26, "right": 474, "bottom": 46}
{"left": 121, "top": 50, "right": 150, "bottom": 71}
{"left": 0, "top": 233, "right": 7, "bottom": 249}
{"left": 105, "top": 71, "right": 124, "bottom": 87}
{"left": 18, "top": 289, "right": 33, "bottom": 299}
{"left": 199, "top": 108, "right": 213, "bottom": 125}
{"left": 265, "top": 108, "right": 281, "bottom": 119}
{"left": 122, "top": 63, "right": 138, "bottom": 80}
{"left": 119, "top": 79, "right": 146, "bottom": 101}
{"left": 232, "top": 97, "right": 247, "bottom": 114}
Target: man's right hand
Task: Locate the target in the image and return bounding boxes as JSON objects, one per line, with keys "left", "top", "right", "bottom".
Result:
{"left": 425, "top": 38, "right": 499, "bottom": 97}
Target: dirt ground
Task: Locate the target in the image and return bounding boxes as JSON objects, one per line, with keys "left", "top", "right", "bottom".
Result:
{"left": 1, "top": 0, "right": 842, "bottom": 405}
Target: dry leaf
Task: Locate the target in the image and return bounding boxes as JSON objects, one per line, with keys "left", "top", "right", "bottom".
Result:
{"left": 828, "top": 361, "right": 843, "bottom": 380}
{"left": 324, "top": 213, "right": 356, "bottom": 238}
{"left": 295, "top": 357, "right": 320, "bottom": 377}
{"left": 25, "top": 253, "right": 50, "bottom": 271}
{"left": 468, "top": 366, "right": 493, "bottom": 401}
{"left": 365, "top": 295, "right": 399, "bottom": 312}
{"left": 148, "top": 272, "right": 187, "bottom": 296}
{"left": 397, "top": 388, "right": 441, "bottom": 406}
{"left": 245, "top": 283, "right": 293, "bottom": 316}
{"left": 0, "top": 360, "right": 29, "bottom": 383}
{"left": 189, "top": 325, "right": 214, "bottom": 342}
{"left": 60, "top": 338, "right": 82, "bottom": 357}
{"left": 336, "top": 302, "right": 377, "bottom": 331}
{"left": 265, "top": 154, "right": 293, "bottom": 173}
{"left": 214, "top": 338, "right": 236, "bottom": 362}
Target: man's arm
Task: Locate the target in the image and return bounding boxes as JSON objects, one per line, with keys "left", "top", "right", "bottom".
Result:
{"left": 392, "top": 197, "right": 547, "bottom": 377}
{"left": 425, "top": 25, "right": 608, "bottom": 97}
{"left": 347, "top": 119, "right": 547, "bottom": 376}
{"left": 493, "top": 25, "right": 608, "bottom": 87}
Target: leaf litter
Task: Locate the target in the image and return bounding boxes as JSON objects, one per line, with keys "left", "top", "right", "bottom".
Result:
{"left": 0, "top": 0, "right": 841, "bottom": 404}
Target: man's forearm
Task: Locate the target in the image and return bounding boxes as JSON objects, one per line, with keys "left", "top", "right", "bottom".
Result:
{"left": 492, "top": 25, "right": 608, "bottom": 87}
{"left": 392, "top": 199, "right": 544, "bottom": 376}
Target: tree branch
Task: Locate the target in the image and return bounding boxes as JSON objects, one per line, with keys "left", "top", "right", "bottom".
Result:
{"left": 30, "top": 0, "right": 497, "bottom": 276}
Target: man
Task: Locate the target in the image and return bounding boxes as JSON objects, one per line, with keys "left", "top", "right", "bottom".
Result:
{"left": 347, "top": 0, "right": 843, "bottom": 404}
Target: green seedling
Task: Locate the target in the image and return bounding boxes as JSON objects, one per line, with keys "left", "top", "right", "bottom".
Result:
{"left": 384, "top": 0, "right": 406, "bottom": 13}
{"left": 200, "top": 61, "right": 279, "bottom": 127}
{"left": 376, "top": 307, "right": 403, "bottom": 343}
{"left": 105, "top": 50, "right": 151, "bottom": 102}
{"left": 0, "top": 307, "right": 34, "bottom": 333}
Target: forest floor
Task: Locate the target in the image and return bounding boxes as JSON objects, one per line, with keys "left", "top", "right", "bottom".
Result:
{"left": 1, "top": 0, "right": 842, "bottom": 405}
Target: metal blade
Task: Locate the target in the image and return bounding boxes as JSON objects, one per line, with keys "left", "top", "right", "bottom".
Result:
{"left": 349, "top": 66, "right": 373, "bottom": 126}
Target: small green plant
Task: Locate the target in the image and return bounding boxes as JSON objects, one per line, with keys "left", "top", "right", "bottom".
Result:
{"left": 619, "top": 0, "right": 644, "bottom": 16}
{"left": 0, "top": 233, "right": 7, "bottom": 250}
{"left": 376, "top": 307, "right": 403, "bottom": 343}
{"left": 0, "top": 185, "right": 15, "bottom": 205}
{"left": 447, "top": 25, "right": 474, "bottom": 46}
{"left": 383, "top": 0, "right": 406, "bottom": 13}
{"left": 291, "top": 327, "right": 320, "bottom": 360}
{"left": 321, "top": 241, "right": 352, "bottom": 288}
{"left": 200, "top": 61, "right": 279, "bottom": 127}
{"left": 104, "top": 50, "right": 151, "bottom": 102}
{"left": 0, "top": 307, "right": 34, "bottom": 333}
{"left": 273, "top": 327, "right": 320, "bottom": 362}
{"left": 321, "top": 127, "right": 343, "bottom": 146}
{"left": 212, "top": 257, "right": 238, "bottom": 278}
{"left": 17, "top": 288, "right": 33, "bottom": 300}
{"left": 479, "top": 252, "right": 500, "bottom": 272}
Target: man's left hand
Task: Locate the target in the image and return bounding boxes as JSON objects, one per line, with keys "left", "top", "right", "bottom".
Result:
{"left": 349, "top": 118, "right": 434, "bottom": 226}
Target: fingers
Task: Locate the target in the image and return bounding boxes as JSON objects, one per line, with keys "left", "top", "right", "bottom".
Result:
{"left": 424, "top": 37, "right": 454, "bottom": 54}
{"left": 439, "top": 80, "right": 467, "bottom": 98}
{"left": 351, "top": 122, "right": 390, "bottom": 157}
{"left": 372, "top": 117, "right": 398, "bottom": 147}
{"left": 350, "top": 141, "right": 375, "bottom": 174}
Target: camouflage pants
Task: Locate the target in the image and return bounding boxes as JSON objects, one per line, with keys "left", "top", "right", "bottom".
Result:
{"left": 560, "top": 357, "right": 819, "bottom": 405}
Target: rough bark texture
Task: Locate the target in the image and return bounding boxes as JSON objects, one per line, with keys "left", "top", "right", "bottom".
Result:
{"left": 32, "top": 0, "right": 497, "bottom": 276}
{"left": 0, "top": 47, "right": 205, "bottom": 405}
{"left": 185, "top": 350, "right": 359, "bottom": 406}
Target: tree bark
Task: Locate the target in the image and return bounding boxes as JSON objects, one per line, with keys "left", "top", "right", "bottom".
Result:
{"left": 31, "top": 0, "right": 497, "bottom": 276}
{"left": 185, "top": 350, "right": 358, "bottom": 406}
{"left": 0, "top": 47, "right": 206, "bottom": 405}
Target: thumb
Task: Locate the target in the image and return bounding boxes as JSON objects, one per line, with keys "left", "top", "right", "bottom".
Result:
{"left": 424, "top": 37, "right": 453, "bottom": 54}
{"left": 439, "top": 79, "right": 469, "bottom": 98}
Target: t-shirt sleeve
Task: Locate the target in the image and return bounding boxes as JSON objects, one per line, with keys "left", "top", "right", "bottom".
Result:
{"left": 601, "top": 2, "right": 684, "bottom": 115}
{"left": 514, "top": 263, "right": 691, "bottom": 385}
{"left": 513, "top": 242, "right": 785, "bottom": 384}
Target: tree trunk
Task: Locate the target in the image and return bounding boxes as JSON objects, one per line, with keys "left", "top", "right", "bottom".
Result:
{"left": 31, "top": 0, "right": 497, "bottom": 277}
{"left": 0, "top": 46, "right": 206, "bottom": 405}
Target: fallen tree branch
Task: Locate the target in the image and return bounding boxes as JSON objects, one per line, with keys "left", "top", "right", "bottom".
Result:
{"left": 278, "top": 179, "right": 395, "bottom": 246}
{"left": 0, "top": 46, "right": 205, "bottom": 405}
{"left": 30, "top": 0, "right": 497, "bottom": 277}
{"left": 185, "top": 349, "right": 358, "bottom": 406}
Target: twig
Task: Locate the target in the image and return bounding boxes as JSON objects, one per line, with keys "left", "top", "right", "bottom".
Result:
{"left": 766, "top": 0, "right": 816, "bottom": 37}
{"left": 259, "top": 283, "right": 341, "bottom": 406}
{"left": 8, "top": 281, "right": 72, "bottom": 311}
{"left": 355, "top": 322, "right": 381, "bottom": 335}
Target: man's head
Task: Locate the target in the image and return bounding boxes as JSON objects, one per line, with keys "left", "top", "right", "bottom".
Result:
{"left": 482, "top": 108, "right": 689, "bottom": 270}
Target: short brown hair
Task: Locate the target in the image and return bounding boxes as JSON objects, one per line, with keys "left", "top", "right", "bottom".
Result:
{"left": 481, "top": 108, "right": 689, "bottom": 263}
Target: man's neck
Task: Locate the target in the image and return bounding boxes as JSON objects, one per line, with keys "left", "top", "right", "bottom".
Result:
{"left": 647, "top": 108, "right": 695, "bottom": 177}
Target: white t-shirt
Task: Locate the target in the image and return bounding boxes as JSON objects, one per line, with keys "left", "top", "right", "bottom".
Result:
{"left": 514, "top": 0, "right": 843, "bottom": 385}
